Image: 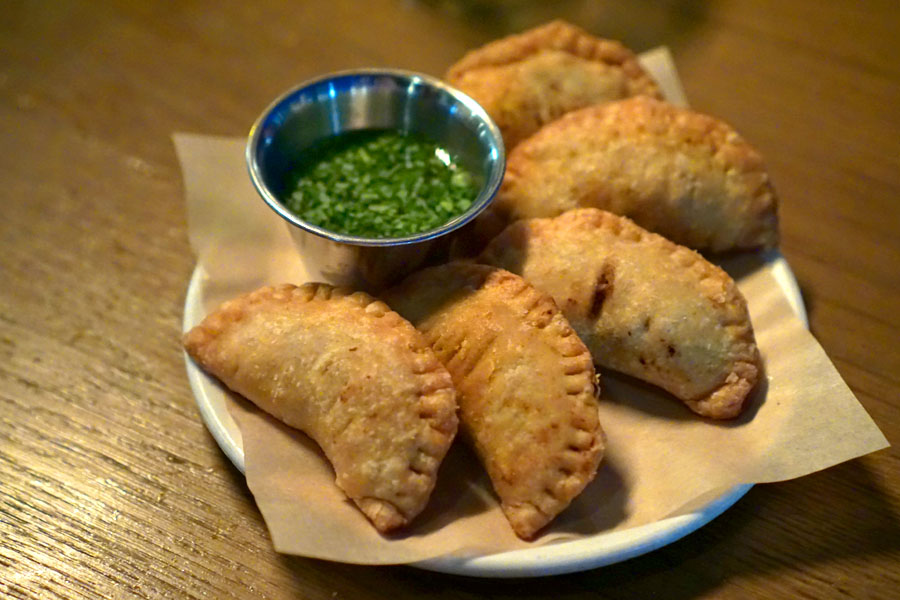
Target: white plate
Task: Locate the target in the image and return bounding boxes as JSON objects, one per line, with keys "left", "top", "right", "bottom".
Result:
{"left": 183, "top": 251, "right": 807, "bottom": 577}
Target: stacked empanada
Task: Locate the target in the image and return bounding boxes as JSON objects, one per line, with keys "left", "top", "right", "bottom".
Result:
{"left": 480, "top": 209, "right": 761, "bottom": 419}
{"left": 446, "top": 20, "right": 662, "bottom": 150}
{"left": 384, "top": 263, "right": 605, "bottom": 539}
{"left": 477, "top": 96, "right": 779, "bottom": 253}
{"left": 183, "top": 283, "right": 458, "bottom": 533}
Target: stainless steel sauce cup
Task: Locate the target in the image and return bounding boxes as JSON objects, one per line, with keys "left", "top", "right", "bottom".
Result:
{"left": 246, "top": 69, "right": 505, "bottom": 291}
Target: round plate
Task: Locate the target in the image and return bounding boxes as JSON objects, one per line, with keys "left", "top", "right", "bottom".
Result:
{"left": 183, "top": 251, "right": 807, "bottom": 577}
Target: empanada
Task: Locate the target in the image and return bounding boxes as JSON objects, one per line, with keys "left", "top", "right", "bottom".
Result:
{"left": 479, "top": 209, "right": 761, "bottom": 419}
{"left": 445, "top": 20, "right": 662, "bottom": 150}
{"left": 183, "top": 283, "right": 458, "bottom": 533}
{"left": 483, "top": 96, "right": 779, "bottom": 253}
{"left": 383, "top": 263, "right": 604, "bottom": 539}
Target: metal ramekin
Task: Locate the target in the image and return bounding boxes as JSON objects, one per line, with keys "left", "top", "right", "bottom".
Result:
{"left": 246, "top": 69, "right": 505, "bottom": 291}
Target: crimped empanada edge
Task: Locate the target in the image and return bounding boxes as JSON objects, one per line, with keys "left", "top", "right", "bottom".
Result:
{"left": 687, "top": 354, "right": 760, "bottom": 419}
{"left": 481, "top": 268, "right": 605, "bottom": 539}
{"left": 480, "top": 209, "right": 763, "bottom": 419}
{"left": 183, "top": 282, "right": 459, "bottom": 531}
{"left": 501, "top": 97, "right": 779, "bottom": 251}
{"left": 386, "top": 263, "right": 605, "bottom": 539}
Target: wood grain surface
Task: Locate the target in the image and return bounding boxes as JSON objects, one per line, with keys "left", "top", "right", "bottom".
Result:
{"left": 2, "top": 1, "right": 898, "bottom": 598}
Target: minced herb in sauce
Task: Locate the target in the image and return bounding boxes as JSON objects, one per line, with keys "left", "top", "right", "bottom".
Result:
{"left": 283, "top": 129, "right": 479, "bottom": 238}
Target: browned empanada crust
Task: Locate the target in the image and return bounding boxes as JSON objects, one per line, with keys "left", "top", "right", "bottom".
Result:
{"left": 485, "top": 96, "right": 779, "bottom": 253}
{"left": 383, "top": 263, "right": 604, "bottom": 539}
{"left": 183, "top": 283, "right": 458, "bottom": 533}
{"left": 479, "top": 209, "right": 761, "bottom": 419}
{"left": 445, "top": 19, "right": 662, "bottom": 149}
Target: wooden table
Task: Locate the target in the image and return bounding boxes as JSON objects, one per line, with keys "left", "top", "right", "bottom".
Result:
{"left": 3, "top": 1, "right": 898, "bottom": 597}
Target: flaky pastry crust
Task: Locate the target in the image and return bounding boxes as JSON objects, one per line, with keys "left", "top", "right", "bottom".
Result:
{"left": 480, "top": 209, "right": 761, "bottom": 419}
{"left": 384, "top": 263, "right": 604, "bottom": 539}
{"left": 486, "top": 96, "right": 779, "bottom": 253}
{"left": 445, "top": 19, "right": 662, "bottom": 149}
{"left": 183, "top": 283, "right": 458, "bottom": 533}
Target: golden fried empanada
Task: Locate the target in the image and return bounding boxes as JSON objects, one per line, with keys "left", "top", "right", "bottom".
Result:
{"left": 183, "top": 283, "right": 458, "bottom": 533}
{"left": 479, "top": 209, "right": 761, "bottom": 419}
{"left": 445, "top": 20, "right": 661, "bottom": 150}
{"left": 383, "top": 264, "right": 604, "bottom": 539}
{"left": 484, "top": 96, "right": 779, "bottom": 252}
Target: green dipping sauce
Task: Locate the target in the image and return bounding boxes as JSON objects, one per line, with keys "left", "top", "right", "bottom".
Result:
{"left": 283, "top": 129, "right": 479, "bottom": 238}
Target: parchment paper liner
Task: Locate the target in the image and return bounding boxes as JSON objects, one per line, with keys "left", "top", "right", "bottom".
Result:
{"left": 175, "top": 48, "right": 888, "bottom": 564}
